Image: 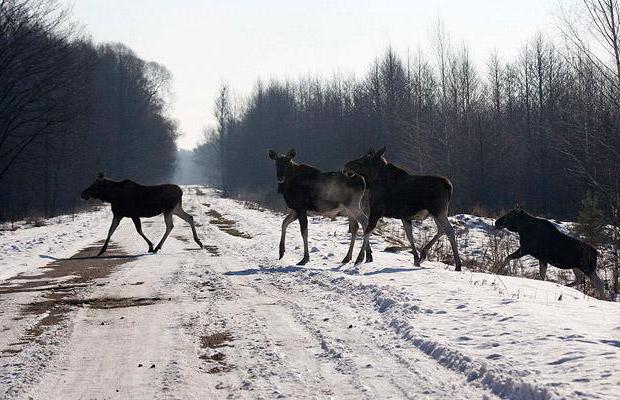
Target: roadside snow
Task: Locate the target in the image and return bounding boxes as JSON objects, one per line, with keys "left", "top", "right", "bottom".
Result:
{"left": 0, "top": 207, "right": 110, "bottom": 281}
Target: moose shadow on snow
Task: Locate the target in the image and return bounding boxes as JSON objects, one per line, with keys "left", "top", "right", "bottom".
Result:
{"left": 224, "top": 263, "right": 427, "bottom": 277}
{"left": 39, "top": 253, "right": 146, "bottom": 262}
{"left": 362, "top": 266, "right": 427, "bottom": 276}
{"left": 224, "top": 265, "right": 308, "bottom": 276}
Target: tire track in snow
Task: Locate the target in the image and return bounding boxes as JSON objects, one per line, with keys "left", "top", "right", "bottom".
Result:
{"left": 187, "top": 191, "right": 501, "bottom": 399}
{"left": 286, "top": 270, "right": 561, "bottom": 400}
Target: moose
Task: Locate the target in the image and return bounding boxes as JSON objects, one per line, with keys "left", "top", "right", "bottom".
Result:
{"left": 81, "top": 173, "right": 203, "bottom": 255}
{"left": 495, "top": 207, "right": 605, "bottom": 297}
{"left": 344, "top": 146, "right": 462, "bottom": 270}
{"left": 268, "top": 149, "right": 371, "bottom": 265}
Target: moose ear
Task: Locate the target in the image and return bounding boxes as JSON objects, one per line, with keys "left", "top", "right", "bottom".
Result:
{"left": 367, "top": 147, "right": 376, "bottom": 156}
{"left": 268, "top": 149, "right": 277, "bottom": 160}
{"left": 96, "top": 171, "right": 104, "bottom": 181}
{"left": 376, "top": 146, "right": 386, "bottom": 157}
{"left": 286, "top": 148, "right": 296, "bottom": 160}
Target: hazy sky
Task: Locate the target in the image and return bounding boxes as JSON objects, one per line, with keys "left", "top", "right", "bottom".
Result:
{"left": 62, "top": 0, "right": 557, "bottom": 149}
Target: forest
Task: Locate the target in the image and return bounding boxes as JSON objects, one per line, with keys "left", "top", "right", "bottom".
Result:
{"left": 0, "top": 0, "right": 178, "bottom": 221}
{"left": 196, "top": 2, "right": 620, "bottom": 230}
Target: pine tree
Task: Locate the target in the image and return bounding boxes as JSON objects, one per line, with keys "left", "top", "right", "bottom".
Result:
{"left": 575, "top": 191, "right": 606, "bottom": 244}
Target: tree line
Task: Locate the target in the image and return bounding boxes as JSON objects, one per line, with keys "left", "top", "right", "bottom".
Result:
{"left": 196, "top": 2, "right": 620, "bottom": 226}
{"left": 0, "top": 0, "right": 178, "bottom": 221}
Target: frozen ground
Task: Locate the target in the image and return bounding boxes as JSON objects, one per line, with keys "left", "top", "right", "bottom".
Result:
{"left": 0, "top": 187, "right": 618, "bottom": 399}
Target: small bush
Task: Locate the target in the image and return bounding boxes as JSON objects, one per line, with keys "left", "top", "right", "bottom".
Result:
{"left": 25, "top": 211, "right": 46, "bottom": 227}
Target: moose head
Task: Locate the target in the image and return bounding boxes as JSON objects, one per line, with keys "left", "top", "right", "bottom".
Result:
{"left": 344, "top": 146, "right": 387, "bottom": 181}
{"left": 81, "top": 172, "right": 107, "bottom": 201}
{"left": 268, "top": 148, "right": 296, "bottom": 184}
{"left": 494, "top": 205, "right": 526, "bottom": 232}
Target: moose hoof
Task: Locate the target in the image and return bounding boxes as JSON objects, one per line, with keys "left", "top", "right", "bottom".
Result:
{"left": 297, "top": 257, "right": 309, "bottom": 266}
{"left": 419, "top": 251, "right": 427, "bottom": 261}
{"left": 455, "top": 265, "right": 462, "bottom": 272}
{"left": 414, "top": 260, "right": 421, "bottom": 268}
{"left": 365, "top": 255, "right": 373, "bottom": 264}
{"left": 341, "top": 256, "right": 351, "bottom": 264}
{"left": 151, "top": 248, "right": 160, "bottom": 254}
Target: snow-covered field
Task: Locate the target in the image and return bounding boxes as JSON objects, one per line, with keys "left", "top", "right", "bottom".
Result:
{"left": 0, "top": 187, "right": 618, "bottom": 399}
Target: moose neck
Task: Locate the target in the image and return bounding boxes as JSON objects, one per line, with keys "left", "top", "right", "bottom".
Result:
{"left": 363, "top": 162, "right": 391, "bottom": 186}
{"left": 284, "top": 161, "right": 304, "bottom": 181}
{"left": 98, "top": 180, "right": 123, "bottom": 203}
{"left": 514, "top": 211, "right": 537, "bottom": 231}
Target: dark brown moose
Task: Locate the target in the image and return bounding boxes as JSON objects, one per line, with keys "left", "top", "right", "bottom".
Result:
{"left": 268, "top": 149, "right": 371, "bottom": 265}
{"left": 495, "top": 207, "right": 605, "bottom": 297}
{"left": 81, "top": 173, "right": 203, "bottom": 255}
{"left": 344, "top": 147, "right": 462, "bottom": 270}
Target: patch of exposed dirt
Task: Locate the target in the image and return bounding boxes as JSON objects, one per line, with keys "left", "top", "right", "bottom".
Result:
{"left": 205, "top": 209, "right": 252, "bottom": 239}
{"left": 203, "top": 245, "right": 219, "bottom": 256}
{"left": 199, "top": 332, "right": 234, "bottom": 374}
{"left": 0, "top": 243, "right": 138, "bottom": 357}
{"left": 0, "top": 243, "right": 133, "bottom": 294}
{"left": 66, "top": 296, "right": 162, "bottom": 309}
{"left": 383, "top": 245, "right": 409, "bottom": 253}
{"left": 174, "top": 235, "right": 190, "bottom": 243}
{"left": 201, "top": 332, "right": 233, "bottom": 349}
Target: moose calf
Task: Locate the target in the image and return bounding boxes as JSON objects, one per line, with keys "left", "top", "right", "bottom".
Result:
{"left": 495, "top": 207, "right": 605, "bottom": 297}
{"left": 81, "top": 173, "right": 203, "bottom": 255}
{"left": 268, "top": 149, "right": 371, "bottom": 265}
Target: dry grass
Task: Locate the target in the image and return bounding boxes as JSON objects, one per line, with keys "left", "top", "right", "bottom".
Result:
{"left": 25, "top": 211, "right": 46, "bottom": 227}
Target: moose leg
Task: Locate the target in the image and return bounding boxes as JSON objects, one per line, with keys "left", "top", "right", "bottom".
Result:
{"left": 297, "top": 213, "right": 309, "bottom": 265}
{"left": 172, "top": 204, "right": 203, "bottom": 249}
{"left": 498, "top": 247, "right": 525, "bottom": 273}
{"left": 341, "top": 217, "right": 358, "bottom": 264}
{"left": 420, "top": 217, "right": 445, "bottom": 261}
{"left": 132, "top": 217, "right": 153, "bottom": 253}
{"left": 153, "top": 212, "right": 174, "bottom": 253}
{"left": 279, "top": 210, "right": 297, "bottom": 259}
{"left": 98, "top": 215, "right": 122, "bottom": 256}
{"left": 355, "top": 212, "right": 380, "bottom": 265}
{"left": 348, "top": 207, "right": 373, "bottom": 262}
{"left": 567, "top": 268, "right": 586, "bottom": 287}
{"left": 436, "top": 213, "right": 462, "bottom": 271}
{"left": 365, "top": 237, "right": 373, "bottom": 262}
{"left": 588, "top": 271, "right": 605, "bottom": 298}
{"left": 402, "top": 219, "right": 421, "bottom": 267}
{"left": 538, "top": 261, "right": 548, "bottom": 280}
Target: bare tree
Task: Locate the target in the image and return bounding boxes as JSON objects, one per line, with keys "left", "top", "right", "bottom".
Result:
{"left": 0, "top": 0, "right": 80, "bottom": 179}
{"left": 214, "top": 83, "right": 232, "bottom": 194}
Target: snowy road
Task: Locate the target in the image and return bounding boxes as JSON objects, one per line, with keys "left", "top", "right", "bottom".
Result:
{"left": 0, "top": 187, "right": 618, "bottom": 399}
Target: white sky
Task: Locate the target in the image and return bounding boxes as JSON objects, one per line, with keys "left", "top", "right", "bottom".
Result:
{"left": 62, "top": 0, "right": 558, "bottom": 149}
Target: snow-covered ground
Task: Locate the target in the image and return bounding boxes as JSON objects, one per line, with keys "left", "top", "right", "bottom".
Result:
{"left": 0, "top": 187, "right": 618, "bottom": 399}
